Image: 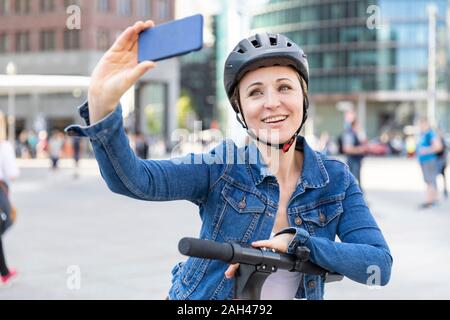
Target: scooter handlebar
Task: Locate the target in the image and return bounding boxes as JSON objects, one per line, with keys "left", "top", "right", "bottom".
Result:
{"left": 178, "top": 237, "right": 234, "bottom": 263}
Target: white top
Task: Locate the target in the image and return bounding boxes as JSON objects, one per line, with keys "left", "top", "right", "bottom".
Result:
{"left": 260, "top": 233, "right": 303, "bottom": 300}
{"left": 0, "top": 141, "right": 20, "bottom": 182}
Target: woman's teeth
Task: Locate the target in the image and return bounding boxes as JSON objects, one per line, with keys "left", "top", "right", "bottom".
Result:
{"left": 262, "top": 115, "right": 288, "bottom": 123}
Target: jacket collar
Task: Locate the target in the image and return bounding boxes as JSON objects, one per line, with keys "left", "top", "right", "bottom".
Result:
{"left": 247, "top": 136, "right": 329, "bottom": 189}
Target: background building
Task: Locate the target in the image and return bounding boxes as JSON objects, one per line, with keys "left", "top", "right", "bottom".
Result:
{"left": 0, "top": 0, "right": 177, "bottom": 151}
{"left": 250, "top": 0, "right": 450, "bottom": 140}
{"left": 175, "top": 0, "right": 220, "bottom": 131}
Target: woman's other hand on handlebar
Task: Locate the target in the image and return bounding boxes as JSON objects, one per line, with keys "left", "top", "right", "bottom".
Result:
{"left": 225, "top": 263, "right": 240, "bottom": 279}
{"left": 88, "top": 20, "right": 157, "bottom": 124}
{"left": 224, "top": 233, "right": 295, "bottom": 279}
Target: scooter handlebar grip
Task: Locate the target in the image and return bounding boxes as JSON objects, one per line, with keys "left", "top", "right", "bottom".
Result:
{"left": 178, "top": 237, "right": 234, "bottom": 263}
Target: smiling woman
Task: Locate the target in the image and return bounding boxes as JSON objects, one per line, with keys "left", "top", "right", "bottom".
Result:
{"left": 66, "top": 21, "right": 392, "bottom": 300}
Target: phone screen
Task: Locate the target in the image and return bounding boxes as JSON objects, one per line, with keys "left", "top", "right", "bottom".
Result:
{"left": 138, "top": 14, "right": 204, "bottom": 62}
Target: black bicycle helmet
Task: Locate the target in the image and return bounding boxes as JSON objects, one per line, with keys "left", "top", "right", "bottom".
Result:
{"left": 223, "top": 32, "right": 310, "bottom": 153}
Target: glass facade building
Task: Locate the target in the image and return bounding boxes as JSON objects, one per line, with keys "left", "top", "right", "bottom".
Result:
{"left": 251, "top": 0, "right": 450, "bottom": 138}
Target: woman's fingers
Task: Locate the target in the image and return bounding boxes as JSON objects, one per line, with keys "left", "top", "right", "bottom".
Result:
{"left": 134, "top": 20, "right": 155, "bottom": 34}
{"left": 110, "top": 26, "right": 134, "bottom": 52}
{"left": 126, "top": 60, "right": 156, "bottom": 85}
{"left": 110, "top": 20, "right": 155, "bottom": 52}
{"left": 252, "top": 240, "right": 273, "bottom": 249}
{"left": 252, "top": 233, "right": 294, "bottom": 253}
{"left": 129, "top": 20, "right": 155, "bottom": 47}
{"left": 224, "top": 263, "right": 240, "bottom": 279}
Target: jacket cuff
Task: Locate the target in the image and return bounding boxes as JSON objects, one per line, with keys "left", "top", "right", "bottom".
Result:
{"left": 274, "top": 227, "right": 311, "bottom": 255}
{"left": 64, "top": 101, "right": 123, "bottom": 139}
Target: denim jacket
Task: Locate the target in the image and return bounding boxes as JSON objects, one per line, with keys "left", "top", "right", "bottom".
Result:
{"left": 66, "top": 102, "right": 393, "bottom": 300}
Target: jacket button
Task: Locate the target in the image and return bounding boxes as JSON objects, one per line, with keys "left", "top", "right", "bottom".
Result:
{"left": 295, "top": 217, "right": 303, "bottom": 225}
{"left": 319, "top": 212, "right": 326, "bottom": 223}
{"left": 308, "top": 280, "right": 316, "bottom": 289}
{"left": 238, "top": 198, "right": 246, "bottom": 209}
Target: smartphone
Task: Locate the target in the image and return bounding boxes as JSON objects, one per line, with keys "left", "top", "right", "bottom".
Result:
{"left": 138, "top": 14, "right": 204, "bottom": 62}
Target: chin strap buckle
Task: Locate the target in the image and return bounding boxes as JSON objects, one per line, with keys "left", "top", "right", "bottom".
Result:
{"left": 282, "top": 136, "right": 296, "bottom": 153}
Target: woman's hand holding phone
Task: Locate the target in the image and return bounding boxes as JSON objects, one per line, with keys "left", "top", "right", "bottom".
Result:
{"left": 88, "top": 20, "right": 157, "bottom": 124}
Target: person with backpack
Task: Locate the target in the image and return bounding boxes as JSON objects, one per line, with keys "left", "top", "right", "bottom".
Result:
{"left": 435, "top": 128, "right": 448, "bottom": 198}
{"left": 416, "top": 118, "right": 443, "bottom": 208}
{"left": 65, "top": 20, "right": 392, "bottom": 299}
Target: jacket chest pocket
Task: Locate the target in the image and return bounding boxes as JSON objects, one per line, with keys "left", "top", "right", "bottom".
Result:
{"left": 218, "top": 185, "right": 266, "bottom": 242}
{"left": 298, "top": 201, "right": 343, "bottom": 237}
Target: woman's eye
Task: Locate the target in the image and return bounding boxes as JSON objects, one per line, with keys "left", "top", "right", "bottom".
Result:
{"left": 279, "top": 85, "right": 291, "bottom": 92}
{"left": 249, "top": 90, "right": 262, "bottom": 96}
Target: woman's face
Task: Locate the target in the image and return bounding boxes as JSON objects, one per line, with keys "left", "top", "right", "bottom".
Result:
{"left": 238, "top": 65, "right": 304, "bottom": 145}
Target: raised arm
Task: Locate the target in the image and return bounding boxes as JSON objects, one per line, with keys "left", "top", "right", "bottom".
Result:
{"left": 75, "top": 102, "right": 227, "bottom": 204}
{"left": 66, "top": 21, "right": 225, "bottom": 205}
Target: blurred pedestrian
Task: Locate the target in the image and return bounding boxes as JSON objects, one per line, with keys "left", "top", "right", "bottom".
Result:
{"left": 36, "top": 130, "right": 48, "bottom": 159}
{"left": 435, "top": 128, "right": 448, "bottom": 198}
{"left": 342, "top": 119, "right": 368, "bottom": 188}
{"left": 18, "top": 131, "right": 29, "bottom": 159}
{"left": 27, "top": 131, "right": 38, "bottom": 159}
{"left": 405, "top": 135, "right": 416, "bottom": 158}
{"left": 416, "top": 118, "right": 443, "bottom": 208}
{"left": 48, "top": 130, "right": 64, "bottom": 170}
{"left": 0, "top": 111, "right": 20, "bottom": 287}
{"left": 72, "top": 136, "right": 82, "bottom": 179}
{"left": 135, "top": 132, "right": 149, "bottom": 159}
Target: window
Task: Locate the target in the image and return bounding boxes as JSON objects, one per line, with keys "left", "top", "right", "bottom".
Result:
{"left": 15, "top": 0, "right": 31, "bottom": 14}
{"left": 137, "top": 0, "right": 151, "bottom": 17}
{"left": 157, "top": 0, "right": 169, "bottom": 19}
{"left": 306, "top": 30, "right": 319, "bottom": 45}
{"left": 396, "top": 48, "right": 427, "bottom": 69}
{"left": 64, "top": 0, "right": 81, "bottom": 6}
{"left": 0, "top": 33, "right": 8, "bottom": 53}
{"left": 97, "top": 30, "right": 110, "bottom": 50}
{"left": 330, "top": 2, "right": 345, "bottom": 19}
{"left": 40, "top": 0, "right": 55, "bottom": 12}
{"left": 97, "top": 0, "right": 109, "bottom": 12}
{"left": 40, "top": 30, "right": 56, "bottom": 51}
{"left": 15, "top": 31, "right": 31, "bottom": 52}
{"left": 117, "top": 0, "right": 131, "bottom": 16}
{"left": 0, "top": 0, "right": 10, "bottom": 15}
{"left": 323, "top": 52, "right": 337, "bottom": 69}
{"left": 64, "top": 29, "right": 80, "bottom": 49}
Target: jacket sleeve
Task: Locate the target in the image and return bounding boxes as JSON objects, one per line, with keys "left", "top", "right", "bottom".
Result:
{"left": 279, "top": 173, "right": 393, "bottom": 286}
{"left": 65, "top": 101, "right": 226, "bottom": 205}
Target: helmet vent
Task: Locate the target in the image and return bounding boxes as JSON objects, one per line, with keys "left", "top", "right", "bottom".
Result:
{"left": 270, "top": 37, "right": 277, "bottom": 46}
{"left": 251, "top": 40, "right": 261, "bottom": 48}
{"left": 237, "top": 48, "right": 245, "bottom": 54}
{"left": 287, "top": 42, "right": 292, "bottom": 47}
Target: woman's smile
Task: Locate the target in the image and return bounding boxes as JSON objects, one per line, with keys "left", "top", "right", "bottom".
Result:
{"left": 261, "top": 114, "right": 289, "bottom": 128}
